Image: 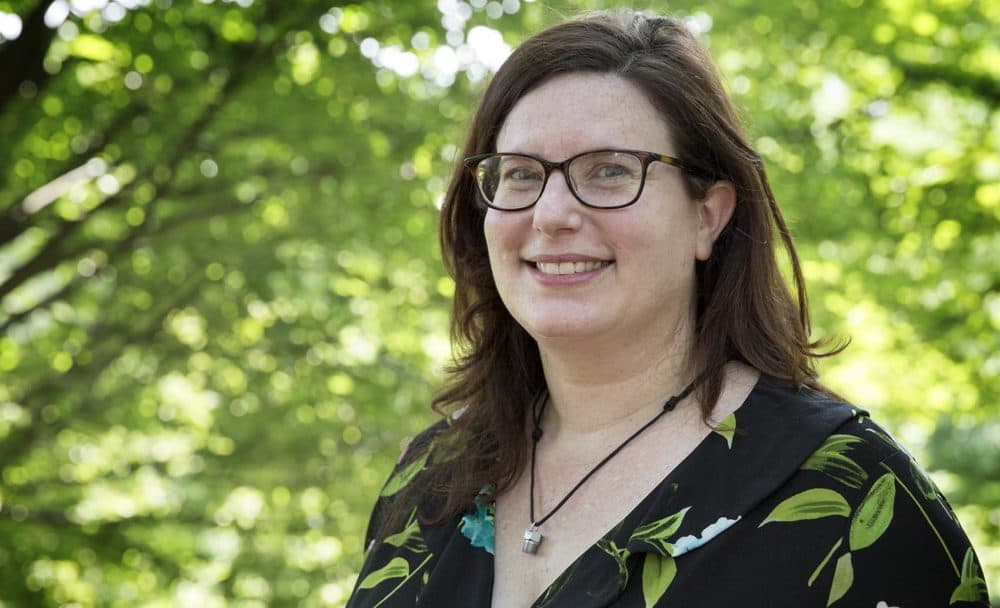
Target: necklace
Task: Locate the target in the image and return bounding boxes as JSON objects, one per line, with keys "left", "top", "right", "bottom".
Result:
{"left": 522, "top": 378, "right": 700, "bottom": 555}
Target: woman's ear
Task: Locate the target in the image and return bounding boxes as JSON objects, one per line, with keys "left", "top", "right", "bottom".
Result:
{"left": 695, "top": 180, "right": 736, "bottom": 261}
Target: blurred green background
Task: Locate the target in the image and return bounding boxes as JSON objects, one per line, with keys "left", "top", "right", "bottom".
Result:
{"left": 0, "top": 0, "right": 996, "bottom": 605}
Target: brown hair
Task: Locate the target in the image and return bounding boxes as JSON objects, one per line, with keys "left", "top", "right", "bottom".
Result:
{"left": 381, "top": 9, "right": 841, "bottom": 538}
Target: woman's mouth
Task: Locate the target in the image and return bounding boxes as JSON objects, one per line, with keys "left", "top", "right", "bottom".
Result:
{"left": 534, "top": 260, "right": 613, "bottom": 275}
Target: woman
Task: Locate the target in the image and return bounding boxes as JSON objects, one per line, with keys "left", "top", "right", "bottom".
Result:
{"left": 347, "top": 10, "right": 989, "bottom": 607}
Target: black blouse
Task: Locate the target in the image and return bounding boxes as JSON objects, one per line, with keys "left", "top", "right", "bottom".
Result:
{"left": 347, "top": 376, "right": 990, "bottom": 607}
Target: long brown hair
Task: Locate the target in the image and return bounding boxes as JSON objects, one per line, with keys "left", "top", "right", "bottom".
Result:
{"left": 382, "top": 9, "right": 841, "bottom": 538}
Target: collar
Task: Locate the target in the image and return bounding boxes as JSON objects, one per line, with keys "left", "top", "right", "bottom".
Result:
{"left": 622, "top": 375, "right": 861, "bottom": 558}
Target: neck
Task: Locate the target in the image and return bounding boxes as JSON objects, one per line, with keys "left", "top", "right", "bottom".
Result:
{"left": 536, "top": 320, "right": 699, "bottom": 438}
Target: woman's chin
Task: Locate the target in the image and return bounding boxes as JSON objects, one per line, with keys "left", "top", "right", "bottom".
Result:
{"left": 520, "top": 316, "right": 609, "bottom": 344}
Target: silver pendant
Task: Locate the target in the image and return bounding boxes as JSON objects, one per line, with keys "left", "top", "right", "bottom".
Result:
{"left": 522, "top": 524, "right": 542, "bottom": 554}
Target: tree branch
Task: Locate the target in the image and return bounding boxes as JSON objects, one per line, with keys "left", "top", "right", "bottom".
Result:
{"left": 0, "top": 0, "right": 57, "bottom": 115}
{"left": 897, "top": 60, "right": 1000, "bottom": 104}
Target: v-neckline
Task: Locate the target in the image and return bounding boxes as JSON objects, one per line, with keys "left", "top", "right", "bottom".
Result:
{"left": 489, "top": 375, "right": 763, "bottom": 607}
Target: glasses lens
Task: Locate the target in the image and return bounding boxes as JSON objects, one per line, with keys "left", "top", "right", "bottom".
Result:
{"left": 568, "top": 151, "right": 644, "bottom": 207}
{"left": 475, "top": 154, "right": 545, "bottom": 210}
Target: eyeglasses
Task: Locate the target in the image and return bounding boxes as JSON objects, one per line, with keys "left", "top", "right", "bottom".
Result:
{"left": 463, "top": 149, "right": 702, "bottom": 211}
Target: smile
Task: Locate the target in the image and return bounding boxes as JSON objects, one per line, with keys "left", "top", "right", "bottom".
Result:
{"left": 535, "top": 261, "right": 612, "bottom": 275}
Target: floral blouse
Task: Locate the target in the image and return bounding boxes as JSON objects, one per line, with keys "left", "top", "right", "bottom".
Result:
{"left": 347, "top": 376, "right": 990, "bottom": 607}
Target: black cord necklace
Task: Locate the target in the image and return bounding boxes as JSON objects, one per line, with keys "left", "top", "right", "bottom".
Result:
{"left": 521, "top": 378, "right": 700, "bottom": 554}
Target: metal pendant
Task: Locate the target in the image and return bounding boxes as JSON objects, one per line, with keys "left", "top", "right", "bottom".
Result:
{"left": 522, "top": 524, "right": 543, "bottom": 554}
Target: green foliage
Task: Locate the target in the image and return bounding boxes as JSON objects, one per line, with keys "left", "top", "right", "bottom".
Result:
{"left": 628, "top": 506, "right": 689, "bottom": 555}
{"left": 640, "top": 553, "right": 676, "bottom": 608}
{"left": 849, "top": 473, "right": 895, "bottom": 551}
{"left": 759, "top": 488, "right": 851, "bottom": 526}
{"left": 802, "top": 434, "right": 868, "bottom": 489}
{"left": 0, "top": 0, "right": 995, "bottom": 605}
{"left": 828, "top": 552, "right": 854, "bottom": 607}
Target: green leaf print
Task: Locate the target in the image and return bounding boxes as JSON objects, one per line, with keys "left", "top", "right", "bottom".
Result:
{"left": 597, "top": 538, "right": 632, "bottom": 589}
{"left": 949, "top": 548, "right": 989, "bottom": 604}
{"left": 380, "top": 452, "right": 429, "bottom": 497}
{"left": 428, "top": 427, "right": 466, "bottom": 465}
{"left": 712, "top": 412, "right": 736, "bottom": 449}
{"left": 641, "top": 553, "right": 677, "bottom": 608}
{"left": 536, "top": 564, "right": 579, "bottom": 608}
{"left": 880, "top": 462, "right": 960, "bottom": 576}
{"left": 801, "top": 434, "right": 868, "bottom": 489}
{"left": 359, "top": 557, "right": 411, "bottom": 589}
{"left": 826, "top": 552, "right": 854, "bottom": 607}
{"left": 864, "top": 427, "right": 899, "bottom": 450}
{"left": 908, "top": 457, "right": 940, "bottom": 501}
{"left": 848, "top": 472, "right": 895, "bottom": 551}
{"left": 629, "top": 507, "right": 690, "bottom": 555}
{"left": 808, "top": 538, "right": 843, "bottom": 587}
{"left": 360, "top": 553, "right": 435, "bottom": 608}
{"left": 384, "top": 509, "right": 429, "bottom": 554}
{"left": 758, "top": 489, "right": 850, "bottom": 526}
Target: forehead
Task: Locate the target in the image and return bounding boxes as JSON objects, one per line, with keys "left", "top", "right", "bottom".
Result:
{"left": 496, "top": 72, "right": 674, "bottom": 156}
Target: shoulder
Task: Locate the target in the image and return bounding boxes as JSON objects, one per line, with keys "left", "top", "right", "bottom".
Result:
{"left": 382, "top": 416, "right": 455, "bottom": 498}
{"left": 394, "top": 418, "right": 451, "bottom": 469}
{"left": 726, "top": 375, "right": 863, "bottom": 477}
{"left": 741, "top": 377, "right": 988, "bottom": 604}
{"left": 360, "top": 418, "right": 451, "bottom": 548}
{"left": 809, "top": 412, "right": 962, "bottom": 517}
{"left": 767, "top": 406, "right": 990, "bottom": 605}
{"left": 749, "top": 374, "right": 861, "bottom": 422}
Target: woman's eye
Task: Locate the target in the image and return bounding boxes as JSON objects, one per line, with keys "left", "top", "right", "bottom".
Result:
{"left": 503, "top": 167, "right": 542, "bottom": 181}
{"left": 594, "top": 164, "right": 632, "bottom": 179}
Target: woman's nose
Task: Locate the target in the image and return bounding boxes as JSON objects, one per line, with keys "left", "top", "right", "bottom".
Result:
{"left": 531, "top": 171, "right": 583, "bottom": 236}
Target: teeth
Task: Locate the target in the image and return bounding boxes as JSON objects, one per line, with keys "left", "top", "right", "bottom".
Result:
{"left": 536, "top": 261, "right": 610, "bottom": 275}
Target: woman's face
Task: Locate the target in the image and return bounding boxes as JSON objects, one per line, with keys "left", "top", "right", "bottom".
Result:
{"left": 484, "top": 72, "right": 723, "bottom": 347}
